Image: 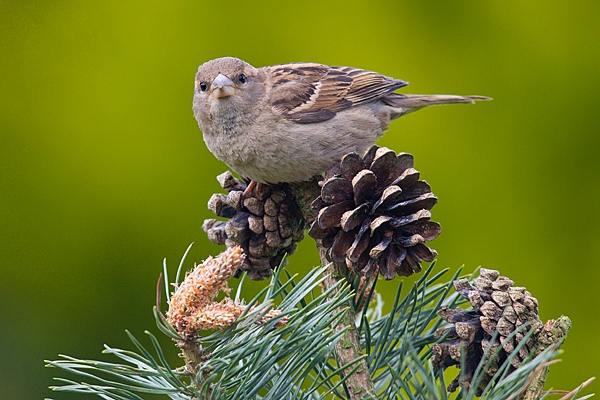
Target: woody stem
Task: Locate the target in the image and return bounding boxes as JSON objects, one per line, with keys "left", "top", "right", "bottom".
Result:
{"left": 290, "top": 179, "right": 376, "bottom": 400}
{"left": 521, "top": 316, "right": 571, "bottom": 400}
{"left": 318, "top": 246, "right": 377, "bottom": 400}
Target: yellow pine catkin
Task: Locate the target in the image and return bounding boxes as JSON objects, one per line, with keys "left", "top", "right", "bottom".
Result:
{"left": 167, "top": 246, "right": 287, "bottom": 338}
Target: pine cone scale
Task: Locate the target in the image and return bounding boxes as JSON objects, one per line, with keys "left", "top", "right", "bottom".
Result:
{"left": 370, "top": 215, "right": 392, "bottom": 233}
{"left": 395, "top": 233, "right": 425, "bottom": 248}
{"left": 369, "top": 147, "right": 397, "bottom": 184}
{"left": 352, "top": 169, "right": 378, "bottom": 205}
{"left": 390, "top": 168, "right": 420, "bottom": 190}
{"left": 388, "top": 193, "right": 438, "bottom": 216}
{"left": 347, "top": 220, "right": 372, "bottom": 263}
{"left": 371, "top": 185, "right": 403, "bottom": 214}
{"left": 369, "top": 233, "right": 393, "bottom": 259}
{"left": 317, "top": 201, "right": 354, "bottom": 229}
{"left": 400, "top": 219, "right": 440, "bottom": 240}
{"left": 329, "top": 230, "right": 356, "bottom": 263}
{"left": 340, "top": 204, "right": 368, "bottom": 232}
{"left": 411, "top": 243, "right": 437, "bottom": 262}
{"left": 382, "top": 245, "right": 405, "bottom": 279}
{"left": 321, "top": 177, "right": 354, "bottom": 204}
{"left": 339, "top": 152, "right": 364, "bottom": 179}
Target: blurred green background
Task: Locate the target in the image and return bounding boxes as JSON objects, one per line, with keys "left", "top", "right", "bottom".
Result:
{"left": 1, "top": 1, "right": 598, "bottom": 398}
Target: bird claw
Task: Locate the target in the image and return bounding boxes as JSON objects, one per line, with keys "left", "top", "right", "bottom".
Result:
{"left": 243, "top": 180, "right": 262, "bottom": 199}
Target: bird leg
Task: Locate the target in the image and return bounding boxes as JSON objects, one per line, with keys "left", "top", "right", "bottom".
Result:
{"left": 243, "top": 180, "right": 262, "bottom": 198}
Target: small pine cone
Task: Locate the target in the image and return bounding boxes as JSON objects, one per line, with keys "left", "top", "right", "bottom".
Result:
{"left": 309, "top": 145, "right": 440, "bottom": 279}
{"left": 431, "top": 268, "right": 543, "bottom": 396}
{"left": 203, "top": 171, "right": 306, "bottom": 280}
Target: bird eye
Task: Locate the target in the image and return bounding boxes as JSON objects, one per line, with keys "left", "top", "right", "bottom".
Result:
{"left": 199, "top": 82, "right": 208, "bottom": 92}
{"left": 238, "top": 73, "right": 247, "bottom": 84}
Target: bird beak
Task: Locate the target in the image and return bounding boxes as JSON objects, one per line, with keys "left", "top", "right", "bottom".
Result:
{"left": 210, "top": 74, "right": 235, "bottom": 99}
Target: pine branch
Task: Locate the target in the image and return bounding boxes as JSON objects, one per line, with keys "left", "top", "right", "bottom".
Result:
{"left": 291, "top": 179, "right": 376, "bottom": 400}
{"left": 46, "top": 256, "right": 594, "bottom": 400}
{"left": 319, "top": 246, "right": 377, "bottom": 400}
{"left": 46, "top": 162, "right": 594, "bottom": 399}
{"left": 521, "top": 315, "right": 572, "bottom": 400}
{"left": 46, "top": 263, "right": 358, "bottom": 400}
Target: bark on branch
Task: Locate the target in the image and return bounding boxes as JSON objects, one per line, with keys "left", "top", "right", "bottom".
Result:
{"left": 290, "top": 179, "right": 377, "bottom": 400}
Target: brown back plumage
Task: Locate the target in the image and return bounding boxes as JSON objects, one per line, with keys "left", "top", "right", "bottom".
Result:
{"left": 266, "top": 63, "right": 408, "bottom": 123}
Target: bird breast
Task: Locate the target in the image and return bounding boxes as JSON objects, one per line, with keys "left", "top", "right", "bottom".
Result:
{"left": 203, "top": 105, "right": 386, "bottom": 184}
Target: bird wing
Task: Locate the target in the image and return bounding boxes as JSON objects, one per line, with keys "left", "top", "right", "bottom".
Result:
{"left": 266, "top": 63, "right": 408, "bottom": 123}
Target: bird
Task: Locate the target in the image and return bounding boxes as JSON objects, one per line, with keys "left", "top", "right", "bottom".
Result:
{"left": 192, "top": 57, "right": 489, "bottom": 192}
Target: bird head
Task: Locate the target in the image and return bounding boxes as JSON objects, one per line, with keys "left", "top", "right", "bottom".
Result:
{"left": 193, "top": 57, "right": 265, "bottom": 128}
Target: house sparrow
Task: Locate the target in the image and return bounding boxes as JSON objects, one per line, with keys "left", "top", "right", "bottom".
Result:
{"left": 193, "top": 57, "right": 489, "bottom": 186}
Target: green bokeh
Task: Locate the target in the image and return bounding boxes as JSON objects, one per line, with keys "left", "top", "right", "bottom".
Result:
{"left": 1, "top": 1, "right": 598, "bottom": 398}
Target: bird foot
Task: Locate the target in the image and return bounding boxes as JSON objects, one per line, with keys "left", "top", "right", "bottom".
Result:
{"left": 243, "top": 180, "right": 262, "bottom": 199}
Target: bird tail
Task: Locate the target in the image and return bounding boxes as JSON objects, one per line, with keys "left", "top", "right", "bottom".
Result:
{"left": 382, "top": 93, "right": 491, "bottom": 116}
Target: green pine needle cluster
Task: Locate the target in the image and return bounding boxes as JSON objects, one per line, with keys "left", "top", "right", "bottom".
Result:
{"left": 46, "top": 249, "right": 593, "bottom": 399}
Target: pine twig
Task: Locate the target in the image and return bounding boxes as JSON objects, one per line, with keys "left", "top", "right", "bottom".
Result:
{"left": 319, "top": 245, "right": 377, "bottom": 400}
{"left": 179, "top": 338, "right": 212, "bottom": 397}
{"left": 291, "top": 179, "right": 377, "bottom": 400}
{"left": 522, "top": 316, "right": 572, "bottom": 400}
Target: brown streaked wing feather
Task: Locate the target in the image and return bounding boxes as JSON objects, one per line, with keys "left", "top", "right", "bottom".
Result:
{"left": 267, "top": 63, "right": 330, "bottom": 112}
{"left": 267, "top": 64, "right": 408, "bottom": 124}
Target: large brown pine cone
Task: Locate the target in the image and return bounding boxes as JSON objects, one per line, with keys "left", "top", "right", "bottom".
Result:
{"left": 431, "top": 268, "right": 543, "bottom": 395}
{"left": 309, "top": 145, "right": 440, "bottom": 279}
{"left": 203, "top": 172, "right": 306, "bottom": 280}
